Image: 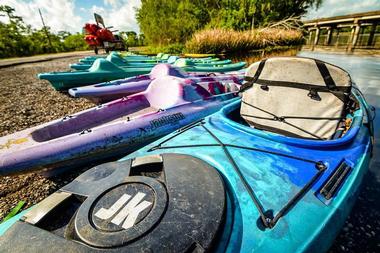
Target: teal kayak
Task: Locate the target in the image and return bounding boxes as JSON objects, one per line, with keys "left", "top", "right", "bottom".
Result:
{"left": 38, "top": 59, "right": 152, "bottom": 90}
{"left": 71, "top": 54, "right": 157, "bottom": 70}
{"left": 79, "top": 52, "right": 159, "bottom": 64}
{"left": 79, "top": 57, "right": 158, "bottom": 65}
{"left": 41, "top": 59, "right": 244, "bottom": 90}
{"left": 72, "top": 55, "right": 231, "bottom": 71}
{"left": 193, "top": 59, "right": 232, "bottom": 66}
{"left": 0, "top": 57, "right": 374, "bottom": 252}
{"left": 174, "top": 58, "right": 246, "bottom": 72}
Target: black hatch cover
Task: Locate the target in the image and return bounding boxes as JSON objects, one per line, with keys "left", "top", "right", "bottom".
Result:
{"left": 0, "top": 153, "right": 226, "bottom": 252}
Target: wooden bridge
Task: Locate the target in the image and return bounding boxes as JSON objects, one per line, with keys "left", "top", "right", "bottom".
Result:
{"left": 303, "top": 11, "right": 380, "bottom": 52}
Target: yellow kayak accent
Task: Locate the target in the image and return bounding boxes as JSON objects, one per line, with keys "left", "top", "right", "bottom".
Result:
{"left": 183, "top": 53, "right": 216, "bottom": 58}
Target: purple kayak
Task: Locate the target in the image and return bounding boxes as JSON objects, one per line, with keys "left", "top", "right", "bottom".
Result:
{"left": 68, "top": 64, "right": 244, "bottom": 103}
{"left": 0, "top": 76, "right": 240, "bottom": 176}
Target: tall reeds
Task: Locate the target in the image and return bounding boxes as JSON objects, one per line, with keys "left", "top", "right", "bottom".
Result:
{"left": 185, "top": 28, "right": 303, "bottom": 54}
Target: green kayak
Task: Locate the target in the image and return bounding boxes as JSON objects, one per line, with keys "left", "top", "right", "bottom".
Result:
{"left": 71, "top": 54, "right": 157, "bottom": 70}
{"left": 72, "top": 55, "right": 229, "bottom": 71}
{"left": 174, "top": 58, "right": 246, "bottom": 72}
{"left": 192, "top": 59, "right": 232, "bottom": 66}
{"left": 79, "top": 52, "right": 159, "bottom": 64}
{"left": 38, "top": 59, "right": 152, "bottom": 90}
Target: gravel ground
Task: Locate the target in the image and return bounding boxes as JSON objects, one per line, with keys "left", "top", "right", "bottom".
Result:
{"left": 0, "top": 56, "right": 93, "bottom": 220}
{"left": 328, "top": 168, "right": 380, "bottom": 253}
{"left": 0, "top": 54, "right": 378, "bottom": 252}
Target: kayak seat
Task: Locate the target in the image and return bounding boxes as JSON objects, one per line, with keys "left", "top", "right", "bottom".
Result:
{"left": 197, "top": 82, "right": 225, "bottom": 95}
{"left": 149, "top": 64, "right": 187, "bottom": 79}
{"left": 88, "top": 59, "right": 124, "bottom": 72}
{"left": 167, "top": 56, "right": 180, "bottom": 64}
{"left": 240, "top": 57, "right": 352, "bottom": 140}
{"left": 161, "top": 54, "right": 171, "bottom": 60}
{"left": 145, "top": 76, "right": 210, "bottom": 110}
{"left": 106, "top": 54, "right": 128, "bottom": 66}
{"left": 174, "top": 58, "right": 195, "bottom": 67}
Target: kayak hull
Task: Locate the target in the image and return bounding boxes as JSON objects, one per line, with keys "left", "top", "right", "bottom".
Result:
{"left": 177, "top": 61, "right": 246, "bottom": 72}
{"left": 183, "top": 53, "right": 216, "bottom": 58}
{"left": 69, "top": 78, "right": 152, "bottom": 103}
{"left": 1, "top": 98, "right": 370, "bottom": 252}
{"left": 69, "top": 72, "right": 244, "bottom": 103}
{"left": 70, "top": 61, "right": 157, "bottom": 71}
{"left": 120, "top": 94, "right": 372, "bottom": 252}
{"left": 38, "top": 69, "right": 152, "bottom": 90}
{"left": 0, "top": 76, "right": 239, "bottom": 176}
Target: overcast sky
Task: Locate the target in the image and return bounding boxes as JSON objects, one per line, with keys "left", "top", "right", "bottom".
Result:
{"left": 0, "top": 0, "right": 379, "bottom": 33}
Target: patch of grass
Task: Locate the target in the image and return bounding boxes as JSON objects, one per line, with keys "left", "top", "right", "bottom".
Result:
{"left": 185, "top": 28, "right": 304, "bottom": 54}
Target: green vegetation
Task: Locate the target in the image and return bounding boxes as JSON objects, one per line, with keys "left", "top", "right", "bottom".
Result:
{"left": 142, "top": 43, "right": 185, "bottom": 54}
{"left": 120, "top": 31, "right": 146, "bottom": 47}
{"left": 0, "top": 5, "right": 88, "bottom": 58}
{"left": 2, "top": 0, "right": 323, "bottom": 57}
{"left": 136, "top": 0, "right": 322, "bottom": 50}
{"left": 185, "top": 28, "right": 303, "bottom": 53}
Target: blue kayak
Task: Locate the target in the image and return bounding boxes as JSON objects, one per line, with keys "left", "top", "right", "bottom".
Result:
{"left": 0, "top": 57, "right": 374, "bottom": 252}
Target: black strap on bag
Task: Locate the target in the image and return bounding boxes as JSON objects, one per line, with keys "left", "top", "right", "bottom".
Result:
{"left": 315, "top": 59, "right": 352, "bottom": 103}
{"left": 240, "top": 59, "right": 267, "bottom": 92}
{"left": 240, "top": 58, "right": 349, "bottom": 101}
{"left": 315, "top": 59, "right": 337, "bottom": 91}
{"left": 239, "top": 59, "right": 350, "bottom": 139}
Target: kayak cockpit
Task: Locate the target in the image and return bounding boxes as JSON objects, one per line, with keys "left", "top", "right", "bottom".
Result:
{"left": 222, "top": 57, "right": 373, "bottom": 147}
{"left": 223, "top": 95, "right": 363, "bottom": 144}
{"left": 31, "top": 76, "right": 238, "bottom": 143}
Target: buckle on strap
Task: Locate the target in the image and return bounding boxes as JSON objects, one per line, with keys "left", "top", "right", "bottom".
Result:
{"left": 308, "top": 89, "right": 321, "bottom": 101}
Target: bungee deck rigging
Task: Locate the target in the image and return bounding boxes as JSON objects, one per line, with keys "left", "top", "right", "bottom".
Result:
{"left": 148, "top": 119, "right": 327, "bottom": 228}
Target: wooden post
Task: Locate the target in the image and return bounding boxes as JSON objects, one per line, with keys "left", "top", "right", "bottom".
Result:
{"left": 325, "top": 27, "right": 332, "bottom": 45}
{"left": 367, "top": 22, "right": 377, "bottom": 47}
{"left": 308, "top": 29, "right": 313, "bottom": 45}
{"left": 348, "top": 19, "right": 360, "bottom": 51}
{"left": 335, "top": 29, "right": 340, "bottom": 49}
{"left": 312, "top": 27, "right": 320, "bottom": 50}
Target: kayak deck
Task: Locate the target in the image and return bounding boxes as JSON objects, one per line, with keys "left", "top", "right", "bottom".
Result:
{"left": 123, "top": 95, "right": 372, "bottom": 252}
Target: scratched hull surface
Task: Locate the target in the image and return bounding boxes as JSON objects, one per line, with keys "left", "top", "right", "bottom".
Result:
{"left": 120, "top": 91, "right": 373, "bottom": 252}
{"left": 0, "top": 76, "right": 240, "bottom": 176}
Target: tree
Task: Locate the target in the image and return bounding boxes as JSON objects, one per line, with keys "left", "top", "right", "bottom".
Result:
{"left": 0, "top": 5, "right": 88, "bottom": 58}
{"left": 136, "top": 0, "right": 323, "bottom": 45}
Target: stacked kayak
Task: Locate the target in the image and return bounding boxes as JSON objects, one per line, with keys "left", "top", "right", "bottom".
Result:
{"left": 0, "top": 57, "right": 374, "bottom": 252}
{"left": 70, "top": 54, "right": 158, "bottom": 70}
{"left": 38, "top": 58, "right": 153, "bottom": 90}
{"left": 77, "top": 52, "right": 179, "bottom": 65}
{"left": 183, "top": 53, "right": 216, "bottom": 58}
{"left": 68, "top": 64, "right": 188, "bottom": 102}
{"left": 0, "top": 75, "right": 240, "bottom": 176}
{"left": 68, "top": 64, "right": 244, "bottom": 103}
{"left": 77, "top": 52, "right": 220, "bottom": 66}
{"left": 174, "top": 58, "right": 246, "bottom": 72}
{"left": 71, "top": 54, "right": 231, "bottom": 71}
{"left": 79, "top": 55, "right": 158, "bottom": 65}
{"left": 39, "top": 57, "right": 246, "bottom": 90}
